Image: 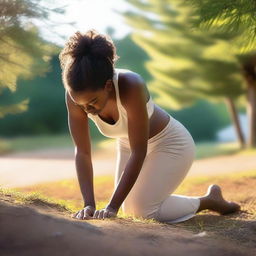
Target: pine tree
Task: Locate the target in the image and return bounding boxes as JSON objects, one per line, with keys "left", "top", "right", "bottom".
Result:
{"left": 0, "top": 0, "right": 63, "bottom": 117}
{"left": 184, "top": 0, "right": 256, "bottom": 147}
{"left": 121, "top": 0, "right": 247, "bottom": 147}
{"left": 186, "top": 0, "right": 256, "bottom": 52}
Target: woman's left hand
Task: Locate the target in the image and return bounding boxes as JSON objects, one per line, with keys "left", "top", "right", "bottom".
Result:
{"left": 93, "top": 205, "right": 118, "bottom": 219}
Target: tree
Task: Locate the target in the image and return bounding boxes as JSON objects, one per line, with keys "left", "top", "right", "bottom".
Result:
{"left": 186, "top": 0, "right": 256, "bottom": 52}
{"left": 121, "top": 0, "right": 247, "bottom": 147}
{"left": 184, "top": 0, "right": 256, "bottom": 147}
{"left": 0, "top": 0, "right": 64, "bottom": 117}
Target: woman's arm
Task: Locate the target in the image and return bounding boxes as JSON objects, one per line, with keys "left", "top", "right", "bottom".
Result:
{"left": 75, "top": 152, "right": 95, "bottom": 208}
{"left": 108, "top": 151, "right": 147, "bottom": 210}
{"left": 107, "top": 73, "right": 149, "bottom": 211}
{"left": 65, "top": 91, "right": 96, "bottom": 208}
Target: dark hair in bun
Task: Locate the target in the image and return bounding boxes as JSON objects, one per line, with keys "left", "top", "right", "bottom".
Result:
{"left": 59, "top": 29, "right": 119, "bottom": 91}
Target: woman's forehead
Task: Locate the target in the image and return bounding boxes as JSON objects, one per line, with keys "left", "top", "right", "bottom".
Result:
{"left": 68, "top": 89, "right": 102, "bottom": 104}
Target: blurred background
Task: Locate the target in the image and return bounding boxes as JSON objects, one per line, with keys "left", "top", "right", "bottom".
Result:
{"left": 1, "top": 0, "right": 256, "bottom": 189}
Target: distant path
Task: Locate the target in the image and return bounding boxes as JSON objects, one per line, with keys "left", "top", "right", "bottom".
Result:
{"left": 1, "top": 147, "right": 256, "bottom": 188}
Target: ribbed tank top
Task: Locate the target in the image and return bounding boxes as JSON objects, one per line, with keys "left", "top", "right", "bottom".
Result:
{"left": 87, "top": 68, "right": 155, "bottom": 139}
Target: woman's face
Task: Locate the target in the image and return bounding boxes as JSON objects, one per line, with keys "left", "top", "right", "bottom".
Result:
{"left": 68, "top": 80, "right": 113, "bottom": 115}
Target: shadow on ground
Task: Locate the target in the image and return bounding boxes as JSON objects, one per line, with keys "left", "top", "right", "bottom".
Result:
{"left": 0, "top": 194, "right": 255, "bottom": 256}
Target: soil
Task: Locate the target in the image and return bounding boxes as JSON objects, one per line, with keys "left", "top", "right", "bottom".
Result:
{"left": 1, "top": 194, "right": 255, "bottom": 256}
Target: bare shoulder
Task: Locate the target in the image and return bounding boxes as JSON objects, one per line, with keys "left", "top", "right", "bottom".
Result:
{"left": 118, "top": 70, "right": 150, "bottom": 107}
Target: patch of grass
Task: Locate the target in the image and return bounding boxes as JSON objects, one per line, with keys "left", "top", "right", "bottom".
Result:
{"left": 175, "top": 169, "right": 256, "bottom": 195}
{"left": 0, "top": 134, "right": 112, "bottom": 154}
{"left": 16, "top": 175, "right": 114, "bottom": 210}
{"left": 194, "top": 141, "right": 256, "bottom": 159}
{"left": 0, "top": 138, "right": 12, "bottom": 154}
{"left": 0, "top": 187, "right": 75, "bottom": 213}
{"left": 195, "top": 141, "right": 239, "bottom": 159}
{"left": 3, "top": 134, "right": 73, "bottom": 153}
{"left": 12, "top": 170, "right": 256, "bottom": 224}
{"left": 2, "top": 132, "right": 256, "bottom": 160}
{"left": 0, "top": 185, "right": 158, "bottom": 225}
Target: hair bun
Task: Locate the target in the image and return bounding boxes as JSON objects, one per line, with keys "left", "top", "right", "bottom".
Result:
{"left": 69, "top": 32, "right": 93, "bottom": 58}
{"left": 59, "top": 29, "right": 119, "bottom": 70}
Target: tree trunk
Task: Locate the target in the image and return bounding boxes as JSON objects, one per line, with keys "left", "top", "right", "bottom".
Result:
{"left": 241, "top": 56, "right": 256, "bottom": 148}
{"left": 246, "top": 83, "right": 256, "bottom": 148}
{"left": 224, "top": 97, "right": 245, "bottom": 149}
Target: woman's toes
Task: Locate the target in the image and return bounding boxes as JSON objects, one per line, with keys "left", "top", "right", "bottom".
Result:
{"left": 221, "top": 201, "right": 241, "bottom": 215}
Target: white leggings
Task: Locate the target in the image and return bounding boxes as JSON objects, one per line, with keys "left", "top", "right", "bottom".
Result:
{"left": 114, "top": 115, "right": 200, "bottom": 224}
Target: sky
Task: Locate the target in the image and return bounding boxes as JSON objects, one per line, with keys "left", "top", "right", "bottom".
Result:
{"left": 39, "top": 0, "right": 134, "bottom": 46}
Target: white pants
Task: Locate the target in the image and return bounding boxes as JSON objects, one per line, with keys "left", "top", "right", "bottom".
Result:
{"left": 114, "top": 115, "right": 200, "bottom": 224}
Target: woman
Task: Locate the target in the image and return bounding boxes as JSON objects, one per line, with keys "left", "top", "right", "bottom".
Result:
{"left": 60, "top": 30, "right": 240, "bottom": 223}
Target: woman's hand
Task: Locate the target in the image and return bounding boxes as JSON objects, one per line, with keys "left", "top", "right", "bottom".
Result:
{"left": 71, "top": 205, "right": 95, "bottom": 220}
{"left": 93, "top": 205, "right": 118, "bottom": 220}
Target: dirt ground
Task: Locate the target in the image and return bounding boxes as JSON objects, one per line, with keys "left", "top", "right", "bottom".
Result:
{"left": 0, "top": 194, "right": 255, "bottom": 256}
{"left": 1, "top": 147, "right": 256, "bottom": 255}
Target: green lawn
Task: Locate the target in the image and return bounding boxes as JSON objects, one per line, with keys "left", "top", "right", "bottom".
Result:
{"left": 1, "top": 134, "right": 255, "bottom": 159}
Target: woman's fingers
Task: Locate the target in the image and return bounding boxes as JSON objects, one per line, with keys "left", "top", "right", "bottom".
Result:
{"left": 71, "top": 206, "right": 96, "bottom": 220}
{"left": 83, "top": 211, "right": 89, "bottom": 219}
{"left": 98, "top": 210, "right": 104, "bottom": 219}
{"left": 103, "top": 210, "right": 109, "bottom": 219}
{"left": 90, "top": 208, "right": 117, "bottom": 219}
{"left": 83, "top": 209, "right": 94, "bottom": 219}
{"left": 93, "top": 210, "right": 99, "bottom": 219}
{"left": 77, "top": 210, "right": 84, "bottom": 219}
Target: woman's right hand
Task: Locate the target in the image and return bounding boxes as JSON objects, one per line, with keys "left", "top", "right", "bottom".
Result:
{"left": 71, "top": 205, "right": 96, "bottom": 220}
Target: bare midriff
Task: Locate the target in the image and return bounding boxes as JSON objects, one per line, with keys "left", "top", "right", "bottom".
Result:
{"left": 148, "top": 104, "right": 170, "bottom": 139}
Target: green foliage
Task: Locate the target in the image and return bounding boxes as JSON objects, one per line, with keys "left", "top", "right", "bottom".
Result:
{"left": 0, "top": 34, "right": 230, "bottom": 142}
{"left": 169, "top": 99, "right": 230, "bottom": 142}
{"left": 114, "top": 34, "right": 153, "bottom": 82}
{"left": 0, "top": 55, "right": 67, "bottom": 135}
{"left": 0, "top": 0, "right": 63, "bottom": 117}
{"left": 122, "top": 0, "right": 245, "bottom": 110}
{"left": 186, "top": 0, "right": 256, "bottom": 52}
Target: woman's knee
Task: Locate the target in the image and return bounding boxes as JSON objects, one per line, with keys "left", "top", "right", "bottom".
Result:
{"left": 122, "top": 201, "right": 158, "bottom": 220}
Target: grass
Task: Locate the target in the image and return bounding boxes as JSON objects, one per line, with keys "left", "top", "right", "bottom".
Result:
{"left": 0, "top": 187, "right": 74, "bottom": 213}
{"left": 1, "top": 133, "right": 256, "bottom": 159}
{"left": 4, "top": 169, "right": 255, "bottom": 223}
{"left": 195, "top": 141, "right": 256, "bottom": 159}
{"left": 0, "top": 138, "right": 12, "bottom": 154}
{"left": 0, "top": 134, "right": 74, "bottom": 153}
{"left": 0, "top": 133, "right": 111, "bottom": 154}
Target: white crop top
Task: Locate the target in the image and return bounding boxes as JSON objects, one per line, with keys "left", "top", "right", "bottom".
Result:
{"left": 87, "top": 68, "right": 155, "bottom": 139}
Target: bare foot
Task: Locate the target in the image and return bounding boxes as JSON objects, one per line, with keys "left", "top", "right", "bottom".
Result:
{"left": 205, "top": 184, "right": 241, "bottom": 215}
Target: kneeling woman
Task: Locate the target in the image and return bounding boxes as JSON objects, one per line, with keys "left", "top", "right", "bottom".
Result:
{"left": 60, "top": 30, "right": 240, "bottom": 223}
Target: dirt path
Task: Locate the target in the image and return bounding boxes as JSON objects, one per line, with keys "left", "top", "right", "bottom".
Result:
{"left": 1, "top": 147, "right": 256, "bottom": 188}
{"left": 0, "top": 196, "right": 254, "bottom": 256}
